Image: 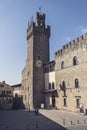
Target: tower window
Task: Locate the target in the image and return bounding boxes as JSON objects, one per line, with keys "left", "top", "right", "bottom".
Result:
{"left": 61, "top": 61, "right": 64, "bottom": 69}
{"left": 37, "top": 56, "right": 40, "bottom": 60}
{"left": 73, "top": 56, "right": 78, "bottom": 65}
{"left": 75, "top": 79, "right": 79, "bottom": 88}
{"left": 40, "top": 20, "right": 43, "bottom": 26}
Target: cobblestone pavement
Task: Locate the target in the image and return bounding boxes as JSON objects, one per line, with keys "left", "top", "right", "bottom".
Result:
{"left": 39, "top": 109, "right": 87, "bottom": 129}
{"left": 67, "top": 124, "right": 87, "bottom": 130}
{"left": 0, "top": 109, "right": 87, "bottom": 130}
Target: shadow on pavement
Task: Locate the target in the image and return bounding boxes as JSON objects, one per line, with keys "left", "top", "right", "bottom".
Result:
{"left": 0, "top": 110, "right": 67, "bottom": 130}
{"left": 36, "top": 111, "right": 67, "bottom": 130}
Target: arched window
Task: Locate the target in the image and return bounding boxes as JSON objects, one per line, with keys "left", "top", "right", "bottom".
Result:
{"left": 52, "top": 82, "right": 55, "bottom": 89}
{"left": 73, "top": 56, "right": 78, "bottom": 65}
{"left": 75, "top": 79, "right": 79, "bottom": 88}
{"left": 62, "top": 81, "right": 66, "bottom": 96}
{"left": 49, "top": 83, "right": 51, "bottom": 89}
{"left": 61, "top": 61, "right": 64, "bottom": 69}
{"left": 62, "top": 81, "right": 66, "bottom": 88}
{"left": 60, "top": 81, "right": 66, "bottom": 90}
{"left": 76, "top": 98, "right": 80, "bottom": 108}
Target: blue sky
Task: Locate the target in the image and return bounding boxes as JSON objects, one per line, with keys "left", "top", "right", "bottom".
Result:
{"left": 0, "top": 0, "right": 87, "bottom": 85}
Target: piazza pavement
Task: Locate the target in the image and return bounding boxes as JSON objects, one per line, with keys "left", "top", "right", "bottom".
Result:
{"left": 0, "top": 109, "right": 87, "bottom": 130}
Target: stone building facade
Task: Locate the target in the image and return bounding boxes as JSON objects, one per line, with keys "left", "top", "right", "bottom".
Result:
{"left": 21, "top": 11, "right": 87, "bottom": 113}
{"left": 0, "top": 81, "right": 13, "bottom": 110}
{"left": 43, "top": 60, "right": 58, "bottom": 109}
{"left": 11, "top": 83, "right": 21, "bottom": 96}
{"left": 11, "top": 84, "right": 24, "bottom": 110}
{"left": 55, "top": 34, "right": 87, "bottom": 113}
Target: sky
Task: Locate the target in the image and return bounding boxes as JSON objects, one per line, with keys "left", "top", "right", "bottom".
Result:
{"left": 0, "top": 0, "right": 87, "bottom": 85}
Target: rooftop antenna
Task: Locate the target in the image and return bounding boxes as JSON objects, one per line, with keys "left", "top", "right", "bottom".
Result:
{"left": 39, "top": 6, "right": 41, "bottom": 14}
{"left": 28, "top": 20, "right": 29, "bottom": 28}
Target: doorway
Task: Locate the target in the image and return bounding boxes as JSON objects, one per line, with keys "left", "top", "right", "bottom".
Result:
{"left": 52, "top": 96, "right": 55, "bottom": 107}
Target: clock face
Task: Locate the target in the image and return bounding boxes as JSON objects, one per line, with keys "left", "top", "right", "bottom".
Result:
{"left": 36, "top": 60, "right": 42, "bottom": 67}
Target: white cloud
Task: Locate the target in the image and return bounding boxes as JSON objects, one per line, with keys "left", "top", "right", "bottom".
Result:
{"left": 62, "top": 25, "right": 87, "bottom": 46}
{"left": 81, "top": 28, "right": 87, "bottom": 34}
{"left": 79, "top": 25, "right": 87, "bottom": 34}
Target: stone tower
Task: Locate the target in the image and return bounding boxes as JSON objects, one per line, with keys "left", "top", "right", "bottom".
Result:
{"left": 21, "top": 12, "right": 50, "bottom": 109}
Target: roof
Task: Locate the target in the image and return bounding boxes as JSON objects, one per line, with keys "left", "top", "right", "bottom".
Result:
{"left": 42, "top": 89, "right": 57, "bottom": 93}
{"left": 11, "top": 83, "right": 21, "bottom": 88}
{"left": 43, "top": 60, "right": 55, "bottom": 66}
{"left": 0, "top": 94, "right": 13, "bottom": 97}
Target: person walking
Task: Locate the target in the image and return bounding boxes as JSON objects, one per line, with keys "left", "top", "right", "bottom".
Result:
{"left": 35, "top": 106, "right": 39, "bottom": 116}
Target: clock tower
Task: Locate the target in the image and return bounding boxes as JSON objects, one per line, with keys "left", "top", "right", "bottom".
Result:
{"left": 21, "top": 12, "right": 50, "bottom": 109}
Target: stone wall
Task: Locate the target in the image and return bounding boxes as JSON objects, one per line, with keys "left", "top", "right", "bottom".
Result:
{"left": 55, "top": 33, "right": 87, "bottom": 112}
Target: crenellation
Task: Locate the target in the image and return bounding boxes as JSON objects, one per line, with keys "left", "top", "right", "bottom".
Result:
{"left": 76, "top": 37, "right": 79, "bottom": 42}
{"left": 60, "top": 49, "right": 62, "bottom": 53}
{"left": 58, "top": 49, "right": 62, "bottom": 56}
{"left": 67, "top": 42, "right": 72, "bottom": 48}
{"left": 72, "top": 39, "right": 75, "bottom": 45}
{"left": 55, "top": 49, "right": 63, "bottom": 57}
{"left": 80, "top": 35, "right": 84, "bottom": 40}
{"left": 55, "top": 52, "right": 58, "bottom": 57}
{"left": 63, "top": 45, "right": 65, "bottom": 49}
{"left": 84, "top": 32, "right": 87, "bottom": 40}
{"left": 66, "top": 43, "right": 69, "bottom": 48}
{"left": 47, "top": 25, "right": 50, "bottom": 29}
{"left": 58, "top": 50, "right": 60, "bottom": 54}
{"left": 55, "top": 33, "right": 87, "bottom": 58}
{"left": 46, "top": 25, "right": 50, "bottom": 38}
{"left": 69, "top": 41, "right": 72, "bottom": 46}
{"left": 79, "top": 35, "right": 84, "bottom": 44}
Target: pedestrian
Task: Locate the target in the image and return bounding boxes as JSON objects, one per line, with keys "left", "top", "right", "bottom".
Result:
{"left": 35, "top": 106, "right": 39, "bottom": 116}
